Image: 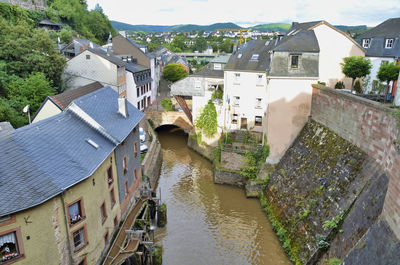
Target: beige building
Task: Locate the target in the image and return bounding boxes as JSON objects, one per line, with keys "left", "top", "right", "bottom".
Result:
{"left": 223, "top": 21, "right": 365, "bottom": 163}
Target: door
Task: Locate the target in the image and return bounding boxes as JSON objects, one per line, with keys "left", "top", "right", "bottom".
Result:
{"left": 241, "top": 117, "right": 247, "bottom": 130}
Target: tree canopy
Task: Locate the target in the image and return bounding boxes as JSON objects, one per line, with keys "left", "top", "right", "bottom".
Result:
{"left": 196, "top": 100, "right": 217, "bottom": 138}
{"left": 340, "top": 56, "right": 372, "bottom": 90}
{"left": 377, "top": 61, "right": 400, "bottom": 94}
{"left": 163, "top": 63, "right": 188, "bottom": 82}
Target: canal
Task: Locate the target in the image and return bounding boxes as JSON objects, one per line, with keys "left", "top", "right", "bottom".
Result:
{"left": 154, "top": 126, "right": 291, "bottom": 265}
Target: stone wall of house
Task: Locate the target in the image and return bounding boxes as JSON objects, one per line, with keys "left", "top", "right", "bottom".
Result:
{"left": 310, "top": 84, "right": 400, "bottom": 240}
{"left": 141, "top": 120, "right": 162, "bottom": 190}
{"left": 0, "top": 0, "right": 46, "bottom": 11}
{"left": 214, "top": 168, "right": 247, "bottom": 187}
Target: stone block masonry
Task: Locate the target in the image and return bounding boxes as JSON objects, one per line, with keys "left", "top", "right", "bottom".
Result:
{"left": 311, "top": 84, "right": 400, "bottom": 240}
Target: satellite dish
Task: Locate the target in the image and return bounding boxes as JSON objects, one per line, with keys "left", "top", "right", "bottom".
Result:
{"left": 23, "top": 105, "right": 30, "bottom": 113}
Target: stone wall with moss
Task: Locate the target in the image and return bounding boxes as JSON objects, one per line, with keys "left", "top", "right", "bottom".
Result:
{"left": 261, "top": 120, "right": 387, "bottom": 264}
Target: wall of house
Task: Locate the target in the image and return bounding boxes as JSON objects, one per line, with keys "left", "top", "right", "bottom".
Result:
{"left": 269, "top": 51, "right": 319, "bottom": 78}
{"left": 312, "top": 24, "right": 365, "bottom": 89}
{"left": 114, "top": 127, "right": 142, "bottom": 216}
{"left": 150, "top": 58, "right": 157, "bottom": 102}
{"left": 364, "top": 56, "right": 396, "bottom": 92}
{"left": 63, "top": 152, "right": 121, "bottom": 265}
{"left": 112, "top": 36, "right": 150, "bottom": 68}
{"left": 0, "top": 198, "right": 66, "bottom": 265}
{"left": 310, "top": 84, "right": 400, "bottom": 240}
{"left": 65, "top": 50, "right": 118, "bottom": 91}
{"left": 266, "top": 78, "right": 316, "bottom": 164}
{"left": 126, "top": 71, "right": 137, "bottom": 107}
{"left": 32, "top": 100, "right": 62, "bottom": 123}
{"left": 223, "top": 71, "right": 267, "bottom": 133}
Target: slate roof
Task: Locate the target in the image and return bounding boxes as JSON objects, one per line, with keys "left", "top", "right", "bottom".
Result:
{"left": 126, "top": 37, "right": 155, "bottom": 59}
{"left": 225, "top": 39, "right": 275, "bottom": 72}
{"left": 356, "top": 18, "right": 400, "bottom": 58}
{"left": 273, "top": 30, "right": 320, "bottom": 53}
{"left": 192, "top": 64, "right": 224, "bottom": 79}
{"left": 0, "top": 86, "right": 144, "bottom": 216}
{"left": 125, "top": 62, "right": 149, "bottom": 74}
{"left": 88, "top": 47, "right": 126, "bottom": 67}
{"left": 39, "top": 19, "right": 62, "bottom": 27}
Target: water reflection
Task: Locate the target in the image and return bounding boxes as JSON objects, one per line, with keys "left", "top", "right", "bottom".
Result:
{"left": 155, "top": 126, "right": 290, "bottom": 265}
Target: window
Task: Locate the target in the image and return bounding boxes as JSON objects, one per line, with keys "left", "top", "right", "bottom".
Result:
{"left": 137, "top": 102, "right": 140, "bottom": 109}
{"left": 195, "top": 80, "right": 201, "bottom": 89}
{"left": 255, "top": 98, "right": 262, "bottom": 108}
{"left": 78, "top": 258, "right": 86, "bottom": 265}
{"left": 122, "top": 156, "right": 128, "bottom": 175}
{"left": 134, "top": 168, "right": 137, "bottom": 180}
{"left": 385, "top": 39, "right": 394, "bottom": 48}
{"left": 214, "top": 63, "right": 222, "bottom": 70}
{"left": 104, "top": 232, "right": 109, "bottom": 245}
{"left": 0, "top": 232, "right": 21, "bottom": 263}
{"left": 250, "top": 54, "right": 259, "bottom": 60}
{"left": 110, "top": 188, "right": 116, "bottom": 208}
{"left": 68, "top": 200, "right": 84, "bottom": 226}
{"left": 134, "top": 142, "right": 138, "bottom": 158}
{"left": 234, "top": 73, "right": 240, "bottom": 79}
{"left": 73, "top": 227, "right": 86, "bottom": 250}
{"left": 100, "top": 202, "right": 107, "bottom": 224}
{"left": 255, "top": 116, "right": 262, "bottom": 126}
{"left": 362, "top": 38, "right": 370, "bottom": 48}
{"left": 291, "top": 55, "right": 299, "bottom": 69}
{"left": 0, "top": 215, "right": 11, "bottom": 224}
{"left": 125, "top": 180, "right": 129, "bottom": 197}
{"left": 137, "top": 87, "right": 140, "bottom": 97}
{"left": 86, "top": 54, "right": 90, "bottom": 60}
{"left": 107, "top": 166, "right": 113, "bottom": 186}
{"left": 257, "top": 74, "right": 263, "bottom": 85}
{"left": 233, "top": 96, "right": 240, "bottom": 107}
{"left": 232, "top": 114, "right": 238, "bottom": 124}
{"left": 114, "top": 216, "right": 118, "bottom": 227}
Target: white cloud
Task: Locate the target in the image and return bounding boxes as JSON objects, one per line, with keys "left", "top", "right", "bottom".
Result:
{"left": 87, "top": 0, "right": 400, "bottom": 27}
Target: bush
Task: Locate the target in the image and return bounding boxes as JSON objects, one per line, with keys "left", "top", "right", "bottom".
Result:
{"left": 334, "top": 81, "right": 345, "bottom": 90}
{"left": 354, "top": 80, "right": 362, "bottom": 93}
{"left": 160, "top": 98, "right": 173, "bottom": 111}
{"left": 195, "top": 100, "right": 217, "bottom": 137}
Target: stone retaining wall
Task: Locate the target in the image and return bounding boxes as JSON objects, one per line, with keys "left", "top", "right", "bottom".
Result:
{"left": 214, "top": 169, "right": 246, "bottom": 187}
{"left": 141, "top": 121, "right": 162, "bottom": 190}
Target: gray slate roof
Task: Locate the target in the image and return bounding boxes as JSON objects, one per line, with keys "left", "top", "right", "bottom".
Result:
{"left": 356, "top": 18, "right": 400, "bottom": 58}
{"left": 125, "top": 62, "right": 149, "bottom": 74}
{"left": 88, "top": 47, "right": 126, "bottom": 67}
{"left": 0, "top": 86, "right": 144, "bottom": 216}
{"left": 192, "top": 64, "right": 224, "bottom": 79}
{"left": 225, "top": 39, "right": 275, "bottom": 72}
{"left": 273, "top": 30, "right": 320, "bottom": 53}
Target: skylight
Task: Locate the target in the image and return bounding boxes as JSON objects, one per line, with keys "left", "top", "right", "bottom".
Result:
{"left": 86, "top": 138, "right": 99, "bottom": 149}
{"left": 251, "top": 54, "right": 259, "bottom": 60}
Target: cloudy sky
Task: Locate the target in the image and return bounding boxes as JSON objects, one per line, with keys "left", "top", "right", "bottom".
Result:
{"left": 87, "top": 0, "right": 400, "bottom": 27}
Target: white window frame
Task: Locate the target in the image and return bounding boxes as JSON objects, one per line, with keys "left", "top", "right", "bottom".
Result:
{"left": 385, "top": 39, "right": 394, "bottom": 48}
{"left": 255, "top": 98, "right": 262, "bottom": 108}
{"left": 255, "top": 116, "right": 262, "bottom": 126}
{"left": 362, "top": 39, "right": 370, "bottom": 48}
{"left": 233, "top": 96, "right": 240, "bottom": 107}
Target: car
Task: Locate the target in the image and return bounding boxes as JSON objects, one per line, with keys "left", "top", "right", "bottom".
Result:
{"left": 139, "top": 127, "right": 146, "bottom": 142}
{"left": 340, "top": 89, "right": 356, "bottom": 95}
{"left": 140, "top": 143, "right": 148, "bottom": 154}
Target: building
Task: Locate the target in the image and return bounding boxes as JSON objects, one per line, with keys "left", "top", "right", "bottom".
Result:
{"left": 355, "top": 18, "right": 400, "bottom": 94}
{"left": 60, "top": 37, "right": 100, "bottom": 60}
{"left": 63, "top": 47, "right": 127, "bottom": 93}
{"left": 223, "top": 21, "right": 365, "bottom": 163}
{"left": 0, "top": 87, "right": 144, "bottom": 265}
{"left": 112, "top": 35, "right": 159, "bottom": 103}
{"left": 32, "top": 81, "right": 104, "bottom": 123}
{"left": 38, "top": 19, "right": 62, "bottom": 31}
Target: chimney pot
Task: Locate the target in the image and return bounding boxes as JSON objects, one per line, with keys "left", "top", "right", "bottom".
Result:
{"left": 85, "top": 43, "right": 89, "bottom": 50}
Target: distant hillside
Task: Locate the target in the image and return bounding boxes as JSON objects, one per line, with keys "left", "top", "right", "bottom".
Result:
{"left": 334, "top": 25, "right": 369, "bottom": 36}
{"left": 111, "top": 21, "right": 241, "bottom": 32}
{"left": 251, "top": 23, "right": 291, "bottom": 32}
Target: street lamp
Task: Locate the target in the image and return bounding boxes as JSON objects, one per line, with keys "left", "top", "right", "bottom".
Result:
{"left": 23, "top": 105, "right": 31, "bottom": 124}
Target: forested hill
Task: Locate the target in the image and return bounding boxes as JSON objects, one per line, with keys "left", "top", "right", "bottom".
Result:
{"left": 0, "top": 1, "right": 115, "bottom": 128}
{"left": 111, "top": 21, "right": 242, "bottom": 32}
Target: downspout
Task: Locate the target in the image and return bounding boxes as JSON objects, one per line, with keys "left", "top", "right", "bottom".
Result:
{"left": 61, "top": 191, "right": 74, "bottom": 265}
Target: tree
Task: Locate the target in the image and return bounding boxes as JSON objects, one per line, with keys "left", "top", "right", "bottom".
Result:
{"left": 219, "top": 39, "right": 234, "bottom": 53}
{"left": 193, "top": 37, "right": 207, "bottom": 52}
{"left": 341, "top": 56, "right": 372, "bottom": 91}
{"left": 196, "top": 100, "right": 217, "bottom": 137}
{"left": 170, "top": 35, "right": 186, "bottom": 52}
{"left": 377, "top": 61, "right": 400, "bottom": 95}
{"left": 163, "top": 63, "right": 188, "bottom": 82}
{"left": 0, "top": 18, "right": 66, "bottom": 89}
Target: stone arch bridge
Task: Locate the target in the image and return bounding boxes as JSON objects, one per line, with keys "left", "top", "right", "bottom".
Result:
{"left": 145, "top": 110, "right": 194, "bottom": 132}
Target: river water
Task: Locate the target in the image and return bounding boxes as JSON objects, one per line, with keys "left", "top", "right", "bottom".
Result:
{"left": 154, "top": 126, "right": 291, "bottom": 265}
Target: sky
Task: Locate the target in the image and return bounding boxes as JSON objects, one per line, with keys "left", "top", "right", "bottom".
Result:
{"left": 86, "top": 0, "right": 400, "bottom": 27}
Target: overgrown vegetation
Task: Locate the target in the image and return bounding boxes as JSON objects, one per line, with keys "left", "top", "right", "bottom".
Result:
{"left": 341, "top": 56, "right": 372, "bottom": 91}
{"left": 240, "top": 135, "right": 270, "bottom": 180}
{"left": 162, "top": 63, "right": 188, "bottom": 82}
{"left": 152, "top": 244, "right": 163, "bottom": 265}
{"left": 195, "top": 100, "right": 217, "bottom": 137}
{"left": 377, "top": 61, "right": 400, "bottom": 95}
{"left": 160, "top": 98, "right": 174, "bottom": 111}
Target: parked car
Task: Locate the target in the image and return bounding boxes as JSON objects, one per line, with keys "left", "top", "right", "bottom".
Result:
{"left": 340, "top": 89, "right": 356, "bottom": 94}
{"left": 140, "top": 143, "right": 148, "bottom": 154}
{"left": 139, "top": 127, "right": 146, "bottom": 142}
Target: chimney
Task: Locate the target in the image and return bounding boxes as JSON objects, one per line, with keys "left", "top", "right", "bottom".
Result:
{"left": 85, "top": 43, "right": 89, "bottom": 50}
{"left": 118, "top": 97, "right": 128, "bottom": 118}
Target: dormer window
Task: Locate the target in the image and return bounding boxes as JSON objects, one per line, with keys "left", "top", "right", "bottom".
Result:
{"left": 290, "top": 55, "right": 299, "bottom": 69}
{"left": 362, "top": 38, "right": 370, "bottom": 48}
{"left": 385, "top": 39, "right": 394, "bottom": 48}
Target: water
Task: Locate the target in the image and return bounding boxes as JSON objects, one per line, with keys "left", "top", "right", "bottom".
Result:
{"left": 154, "top": 126, "right": 291, "bottom": 265}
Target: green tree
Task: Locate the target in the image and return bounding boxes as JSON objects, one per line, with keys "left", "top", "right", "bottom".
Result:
{"left": 193, "top": 37, "right": 207, "bottom": 52}
{"left": 340, "top": 56, "right": 372, "bottom": 91}
{"left": 7, "top": 72, "right": 55, "bottom": 115}
{"left": 160, "top": 98, "right": 173, "bottom": 112}
{"left": 170, "top": 35, "right": 186, "bottom": 52}
{"left": 196, "top": 100, "right": 217, "bottom": 137}
{"left": 163, "top": 63, "right": 188, "bottom": 82}
{"left": 0, "top": 97, "right": 27, "bottom": 128}
{"left": 0, "top": 18, "right": 66, "bottom": 89}
{"left": 219, "top": 39, "right": 234, "bottom": 53}
{"left": 377, "top": 61, "right": 400, "bottom": 95}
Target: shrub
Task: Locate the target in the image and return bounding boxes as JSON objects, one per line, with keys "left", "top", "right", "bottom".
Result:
{"left": 195, "top": 100, "right": 217, "bottom": 137}
{"left": 334, "top": 81, "right": 345, "bottom": 90}
{"left": 160, "top": 98, "right": 174, "bottom": 111}
{"left": 354, "top": 80, "right": 362, "bottom": 93}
